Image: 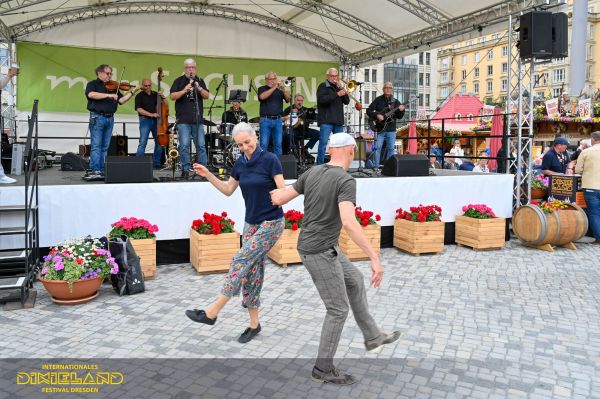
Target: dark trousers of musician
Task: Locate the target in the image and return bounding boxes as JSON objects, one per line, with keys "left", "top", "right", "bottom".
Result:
{"left": 89, "top": 113, "right": 114, "bottom": 173}
{"left": 317, "top": 124, "right": 344, "bottom": 164}
{"left": 178, "top": 123, "right": 208, "bottom": 170}
{"left": 283, "top": 127, "right": 319, "bottom": 153}
{"left": 260, "top": 117, "right": 283, "bottom": 157}
{"left": 136, "top": 116, "right": 163, "bottom": 167}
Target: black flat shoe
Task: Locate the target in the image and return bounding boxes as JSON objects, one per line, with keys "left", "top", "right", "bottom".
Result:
{"left": 185, "top": 309, "right": 217, "bottom": 325}
{"left": 238, "top": 324, "right": 261, "bottom": 343}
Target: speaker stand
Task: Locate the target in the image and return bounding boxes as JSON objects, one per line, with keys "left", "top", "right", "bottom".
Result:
{"left": 349, "top": 135, "right": 373, "bottom": 177}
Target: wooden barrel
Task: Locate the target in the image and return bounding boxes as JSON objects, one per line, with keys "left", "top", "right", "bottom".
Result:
{"left": 513, "top": 204, "right": 588, "bottom": 246}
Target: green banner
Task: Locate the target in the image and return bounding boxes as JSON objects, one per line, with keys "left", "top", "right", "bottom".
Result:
{"left": 16, "top": 42, "right": 336, "bottom": 117}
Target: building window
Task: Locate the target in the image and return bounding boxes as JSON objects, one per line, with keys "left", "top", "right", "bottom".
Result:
{"left": 536, "top": 92, "right": 545, "bottom": 99}
{"left": 425, "top": 94, "right": 430, "bottom": 107}
{"left": 461, "top": 84, "right": 466, "bottom": 94}
{"left": 502, "top": 46, "right": 508, "bottom": 57}
{"left": 441, "top": 57, "right": 449, "bottom": 69}
{"left": 372, "top": 91, "right": 377, "bottom": 101}
{"left": 462, "top": 70, "right": 467, "bottom": 80}
{"left": 474, "top": 67, "right": 479, "bottom": 78}
{"left": 426, "top": 52, "right": 431, "bottom": 65}
{"left": 502, "top": 63, "right": 508, "bottom": 74}
{"left": 455, "top": 113, "right": 462, "bottom": 120}
{"left": 419, "top": 73, "right": 424, "bottom": 86}
{"left": 364, "top": 69, "right": 370, "bottom": 82}
{"left": 553, "top": 88, "right": 561, "bottom": 97}
{"left": 487, "top": 65, "right": 493, "bottom": 76}
{"left": 554, "top": 57, "right": 565, "bottom": 64}
{"left": 419, "top": 94, "right": 424, "bottom": 106}
{"left": 364, "top": 90, "right": 370, "bottom": 104}
{"left": 487, "top": 49, "right": 493, "bottom": 60}
{"left": 467, "top": 114, "right": 474, "bottom": 121}
{"left": 474, "top": 82, "right": 479, "bottom": 94}
{"left": 371, "top": 69, "right": 377, "bottom": 83}
{"left": 487, "top": 81, "right": 493, "bottom": 93}
{"left": 501, "top": 79, "right": 508, "bottom": 91}
{"left": 441, "top": 72, "right": 448, "bottom": 83}
{"left": 474, "top": 52, "right": 480, "bottom": 62}
{"left": 590, "top": 23, "right": 595, "bottom": 39}
{"left": 425, "top": 73, "right": 430, "bottom": 86}
{"left": 441, "top": 87, "right": 449, "bottom": 97}
{"left": 461, "top": 55, "right": 467, "bottom": 65}
{"left": 588, "top": 45, "right": 594, "bottom": 60}
{"left": 553, "top": 68, "right": 565, "bottom": 83}
{"left": 587, "top": 65, "right": 593, "bottom": 80}
{"left": 419, "top": 52, "right": 424, "bottom": 64}
{"left": 466, "top": 40, "right": 472, "bottom": 46}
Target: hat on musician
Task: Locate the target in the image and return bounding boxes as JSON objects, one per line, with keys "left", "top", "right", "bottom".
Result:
{"left": 553, "top": 137, "right": 569, "bottom": 145}
{"left": 328, "top": 133, "right": 356, "bottom": 148}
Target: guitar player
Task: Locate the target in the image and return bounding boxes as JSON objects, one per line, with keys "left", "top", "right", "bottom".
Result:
{"left": 366, "top": 82, "right": 405, "bottom": 169}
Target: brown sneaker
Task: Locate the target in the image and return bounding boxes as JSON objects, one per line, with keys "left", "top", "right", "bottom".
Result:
{"left": 365, "top": 331, "right": 401, "bottom": 352}
{"left": 311, "top": 366, "right": 357, "bottom": 385}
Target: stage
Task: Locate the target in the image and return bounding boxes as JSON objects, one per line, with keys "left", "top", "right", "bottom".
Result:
{"left": 0, "top": 166, "right": 514, "bottom": 254}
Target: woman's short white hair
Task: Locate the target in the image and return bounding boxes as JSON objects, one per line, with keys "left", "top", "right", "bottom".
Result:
{"left": 232, "top": 122, "right": 256, "bottom": 139}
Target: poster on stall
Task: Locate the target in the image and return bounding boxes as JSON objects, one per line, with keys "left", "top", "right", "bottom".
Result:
{"left": 416, "top": 108, "right": 427, "bottom": 122}
{"left": 545, "top": 98, "right": 560, "bottom": 118}
{"left": 482, "top": 105, "right": 495, "bottom": 122}
{"left": 578, "top": 98, "right": 592, "bottom": 119}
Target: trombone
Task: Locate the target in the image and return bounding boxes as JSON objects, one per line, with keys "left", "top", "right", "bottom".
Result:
{"left": 339, "top": 79, "right": 362, "bottom": 111}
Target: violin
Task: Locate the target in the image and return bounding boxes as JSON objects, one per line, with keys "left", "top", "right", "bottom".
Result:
{"left": 104, "top": 80, "right": 137, "bottom": 92}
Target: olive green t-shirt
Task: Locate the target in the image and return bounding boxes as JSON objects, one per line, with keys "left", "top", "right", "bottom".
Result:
{"left": 293, "top": 164, "right": 356, "bottom": 254}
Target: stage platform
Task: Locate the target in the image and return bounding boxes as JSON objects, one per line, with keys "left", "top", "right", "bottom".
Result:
{"left": 0, "top": 166, "right": 514, "bottom": 254}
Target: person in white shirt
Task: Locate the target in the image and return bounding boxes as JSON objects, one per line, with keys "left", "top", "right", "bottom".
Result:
{"left": 472, "top": 151, "right": 490, "bottom": 173}
{"left": 0, "top": 67, "right": 18, "bottom": 184}
{"left": 449, "top": 139, "right": 464, "bottom": 166}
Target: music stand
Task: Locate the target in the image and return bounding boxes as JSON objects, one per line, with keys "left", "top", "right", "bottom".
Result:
{"left": 228, "top": 90, "right": 247, "bottom": 103}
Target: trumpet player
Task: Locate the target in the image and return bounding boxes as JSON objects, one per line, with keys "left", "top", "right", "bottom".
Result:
{"left": 258, "top": 71, "right": 290, "bottom": 157}
{"left": 316, "top": 67, "right": 349, "bottom": 164}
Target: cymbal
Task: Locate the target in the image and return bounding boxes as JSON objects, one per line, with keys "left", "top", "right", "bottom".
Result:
{"left": 203, "top": 120, "right": 217, "bottom": 127}
{"left": 248, "top": 116, "right": 260, "bottom": 123}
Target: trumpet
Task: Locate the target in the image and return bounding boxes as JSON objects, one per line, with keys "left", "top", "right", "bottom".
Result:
{"left": 284, "top": 79, "right": 293, "bottom": 87}
{"left": 339, "top": 79, "right": 362, "bottom": 111}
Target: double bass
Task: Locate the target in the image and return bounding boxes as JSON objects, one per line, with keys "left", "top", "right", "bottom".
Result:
{"left": 156, "top": 67, "right": 169, "bottom": 147}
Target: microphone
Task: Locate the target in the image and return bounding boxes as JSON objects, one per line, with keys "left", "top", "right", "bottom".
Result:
{"left": 287, "top": 76, "right": 296, "bottom": 80}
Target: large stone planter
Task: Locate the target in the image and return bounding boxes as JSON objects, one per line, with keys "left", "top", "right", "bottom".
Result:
{"left": 455, "top": 215, "right": 506, "bottom": 250}
{"left": 130, "top": 237, "right": 157, "bottom": 279}
{"left": 393, "top": 218, "right": 444, "bottom": 256}
{"left": 339, "top": 224, "right": 381, "bottom": 261}
{"left": 267, "top": 229, "right": 301, "bottom": 267}
{"left": 189, "top": 229, "right": 240, "bottom": 274}
{"left": 39, "top": 276, "right": 104, "bottom": 305}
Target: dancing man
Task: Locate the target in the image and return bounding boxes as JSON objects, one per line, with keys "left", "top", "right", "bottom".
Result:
{"left": 134, "top": 78, "right": 164, "bottom": 168}
{"left": 170, "top": 58, "right": 209, "bottom": 179}
{"left": 84, "top": 64, "right": 135, "bottom": 180}
{"left": 186, "top": 122, "right": 285, "bottom": 343}
{"left": 316, "top": 68, "right": 349, "bottom": 164}
{"left": 258, "top": 71, "right": 290, "bottom": 157}
{"left": 270, "top": 133, "right": 400, "bottom": 385}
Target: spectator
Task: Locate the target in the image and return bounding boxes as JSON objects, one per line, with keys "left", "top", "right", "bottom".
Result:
{"left": 443, "top": 153, "right": 458, "bottom": 170}
{"left": 449, "top": 139, "right": 464, "bottom": 165}
{"left": 575, "top": 131, "right": 600, "bottom": 246}
{"left": 472, "top": 151, "right": 490, "bottom": 173}
{"left": 542, "top": 137, "right": 573, "bottom": 175}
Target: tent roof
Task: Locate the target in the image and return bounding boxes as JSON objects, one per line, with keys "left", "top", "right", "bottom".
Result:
{"left": 0, "top": 0, "right": 557, "bottom": 64}
{"left": 432, "top": 94, "right": 484, "bottom": 126}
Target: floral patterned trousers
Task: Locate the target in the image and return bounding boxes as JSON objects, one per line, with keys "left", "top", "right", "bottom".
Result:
{"left": 221, "top": 218, "right": 284, "bottom": 308}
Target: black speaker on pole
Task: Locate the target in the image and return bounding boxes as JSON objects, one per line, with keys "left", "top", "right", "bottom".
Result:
{"left": 60, "top": 152, "right": 89, "bottom": 171}
{"left": 108, "top": 135, "right": 128, "bottom": 156}
{"left": 105, "top": 155, "right": 153, "bottom": 183}
{"left": 278, "top": 154, "right": 298, "bottom": 179}
{"left": 381, "top": 154, "right": 428, "bottom": 177}
{"left": 519, "top": 11, "right": 553, "bottom": 59}
{"left": 552, "top": 12, "right": 569, "bottom": 58}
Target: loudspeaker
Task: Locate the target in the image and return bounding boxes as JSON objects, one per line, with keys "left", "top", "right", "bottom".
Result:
{"left": 552, "top": 12, "right": 568, "bottom": 58}
{"left": 279, "top": 154, "right": 297, "bottom": 179}
{"left": 61, "top": 152, "right": 89, "bottom": 171}
{"left": 382, "top": 154, "right": 428, "bottom": 177}
{"left": 108, "top": 135, "right": 128, "bottom": 156}
{"left": 519, "top": 11, "right": 553, "bottom": 59}
{"left": 105, "top": 155, "right": 153, "bottom": 184}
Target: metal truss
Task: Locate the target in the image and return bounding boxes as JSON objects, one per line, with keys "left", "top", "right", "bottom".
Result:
{"left": 350, "top": 0, "right": 557, "bottom": 65}
{"left": 0, "top": 42, "right": 16, "bottom": 140}
{"left": 8, "top": 2, "right": 350, "bottom": 60}
{"left": 386, "top": 0, "right": 450, "bottom": 26}
{"left": 0, "top": 0, "right": 51, "bottom": 15}
{"left": 506, "top": 15, "right": 534, "bottom": 209}
{"left": 0, "top": 17, "right": 12, "bottom": 42}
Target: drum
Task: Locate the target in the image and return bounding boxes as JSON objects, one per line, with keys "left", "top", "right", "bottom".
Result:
{"left": 225, "top": 142, "right": 242, "bottom": 167}
{"left": 219, "top": 122, "right": 235, "bottom": 137}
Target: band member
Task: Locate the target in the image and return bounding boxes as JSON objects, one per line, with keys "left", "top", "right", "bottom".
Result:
{"left": 258, "top": 71, "right": 290, "bottom": 157}
{"left": 282, "top": 93, "right": 319, "bottom": 161}
{"left": 0, "top": 66, "right": 18, "bottom": 184}
{"left": 221, "top": 99, "right": 248, "bottom": 124}
{"left": 270, "top": 133, "right": 400, "bottom": 385}
{"left": 134, "top": 78, "right": 164, "bottom": 168}
{"left": 85, "top": 64, "right": 135, "bottom": 179}
{"left": 186, "top": 122, "right": 285, "bottom": 343}
{"left": 170, "top": 59, "right": 209, "bottom": 179}
{"left": 366, "top": 82, "right": 405, "bottom": 168}
{"left": 316, "top": 68, "right": 349, "bottom": 164}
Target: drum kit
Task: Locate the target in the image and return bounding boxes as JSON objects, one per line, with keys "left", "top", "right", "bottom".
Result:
{"left": 206, "top": 120, "right": 260, "bottom": 168}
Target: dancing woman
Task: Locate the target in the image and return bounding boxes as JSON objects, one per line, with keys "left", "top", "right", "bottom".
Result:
{"left": 185, "top": 122, "right": 285, "bottom": 343}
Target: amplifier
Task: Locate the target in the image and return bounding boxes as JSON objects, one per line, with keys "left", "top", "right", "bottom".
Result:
{"left": 105, "top": 155, "right": 153, "bottom": 184}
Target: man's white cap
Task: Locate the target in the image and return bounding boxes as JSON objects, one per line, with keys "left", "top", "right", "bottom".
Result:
{"left": 328, "top": 133, "right": 356, "bottom": 148}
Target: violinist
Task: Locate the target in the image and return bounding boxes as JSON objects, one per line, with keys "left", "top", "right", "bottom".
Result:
{"left": 316, "top": 67, "right": 349, "bottom": 164}
{"left": 134, "top": 78, "right": 164, "bottom": 168}
{"left": 84, "top": 64, "right": 135, "bottom": 179}
{"left": 170, "top": 58, "right": 209, "bottom": 179}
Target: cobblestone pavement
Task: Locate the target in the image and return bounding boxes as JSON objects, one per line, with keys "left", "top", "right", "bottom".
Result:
{"left": 2, "top": 241, "right": 600, "bottom": 398}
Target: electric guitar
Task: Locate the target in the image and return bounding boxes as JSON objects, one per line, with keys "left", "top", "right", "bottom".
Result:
{"left": 368, "top": 103, "right": 405, "bottom": 132}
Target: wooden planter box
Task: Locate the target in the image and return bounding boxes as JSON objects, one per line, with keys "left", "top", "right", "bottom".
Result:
{"left": 130, "top": 237, "right": 157, "bottom": 279}
{"left": 393, "top": 218, "right": 444, "bottom": 256}
{"left": 455, "top": 215, "right": 506, "bottom": 250}
{"left": 189, "top": 229, "right": 240, "bottom": 274}
{"left": 267, "top": 229, "right": 301, "bottom": 267}
{"left": 339, "top": 224, "right": 381, "bottom": 261}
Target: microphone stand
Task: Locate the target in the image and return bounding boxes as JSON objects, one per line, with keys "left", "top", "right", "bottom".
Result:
{"left": 351, "top": 83, "right": 371, "bottom": 177}
{"left": 206, "top": 76, "right": 225, "bottom": 171}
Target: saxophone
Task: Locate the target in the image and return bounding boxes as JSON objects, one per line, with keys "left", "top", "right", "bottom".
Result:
{"left": 166, "top": 124, "right": 179, "bottom": 168}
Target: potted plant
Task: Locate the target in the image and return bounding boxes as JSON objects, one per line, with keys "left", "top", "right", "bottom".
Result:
{"left": 189, "top": 212, "right": 240, "bottom": 273}
{"left": 38, "top": 237, "right": 119, "bottom": 305}
{"left": 109, "top": 217, "right": 159, "bottom": 279}
{"left": 531, "top": 173, "right": 549, "bottom": 200}
{"left": 339, "top": 207, "right": 381, "bottom": 260}
{"left": 455, "top": 204, "right": 506, "bottom": 250}
{"left": 394, "top": 205, "right": 444, "bottom": 256}
{"left": 267, "top": 210, "right": 303, "bottom": 267}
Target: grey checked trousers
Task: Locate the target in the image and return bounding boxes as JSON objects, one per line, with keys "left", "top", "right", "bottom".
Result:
{"left": 301, "top": 246, "right": 381, "bottom": 372}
